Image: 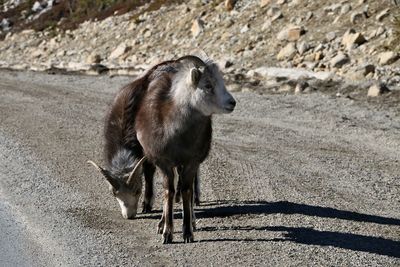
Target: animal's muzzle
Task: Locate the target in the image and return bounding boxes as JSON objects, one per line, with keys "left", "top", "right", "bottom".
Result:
{"left": 224, "top": 98, "right": 236, "bottom": 112}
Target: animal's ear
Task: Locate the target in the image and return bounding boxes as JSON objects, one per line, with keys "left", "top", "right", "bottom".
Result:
{"left": 126, "top": 157, "right": 146, "bottom": 186}
{"left": 87, "top": 160, "right": 120, "bottom": 190}
{"left": 190, "top": 68, "right": 202, "bottom": 87}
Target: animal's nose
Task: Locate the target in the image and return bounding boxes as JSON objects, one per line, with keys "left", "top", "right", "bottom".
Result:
{"left": 229, "top": 99, "right": 236, "bottom": 108}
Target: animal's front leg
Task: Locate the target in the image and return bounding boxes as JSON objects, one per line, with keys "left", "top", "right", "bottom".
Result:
{"left": 160, "top": 167, "right": 175, "bottom": 244}
{"left": 142, "top": 162, "right": 156, "bottom": 213}
{"left": 180, "top": 165, "right": 198, "bottom": 243}
{"left": 194, "top": 170, "right": 201, "bottom": 206}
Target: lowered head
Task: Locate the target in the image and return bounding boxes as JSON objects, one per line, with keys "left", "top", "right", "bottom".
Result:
{"left": 87, "top": 156, "right": 146, "bottom": 219}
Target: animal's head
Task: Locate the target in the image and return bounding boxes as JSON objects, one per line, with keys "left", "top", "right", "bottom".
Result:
{"left": 175, "top": 55, "right": 236, "bottom": 116}
{"left": 87, "top": 157, "right": 146, "bottom": 219}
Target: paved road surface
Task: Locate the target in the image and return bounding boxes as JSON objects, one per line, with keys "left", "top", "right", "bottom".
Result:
{"left": 0, "top": 70, "right": 399, "bottom": 266}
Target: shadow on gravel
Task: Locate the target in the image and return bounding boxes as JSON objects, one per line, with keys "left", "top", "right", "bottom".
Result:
{"left": 138, "top": 200, "right": 400, "bottom": 226}
{"left": 196, "top": 200, "right": 400, "bottom": 226}
{"left": 193, "top": 200, "right": 400, "bottom": 258}
{"left": 197, "top": 225, "right": 400, "bottom": 258}
{"left": 136, "top": 200, "right": 400, "bottom": 257}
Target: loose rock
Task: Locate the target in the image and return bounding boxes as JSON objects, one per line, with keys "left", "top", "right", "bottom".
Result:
{"left": 260, "top": 0, "right": 272, "bottom": 8}
{"left": 297, "top": 41, "right": 309, "bottom": 55}
{"left": 277, "top": 25, "right": 304, "bottom": 41}
{"left": 109, "top": 43, "right": 131, "bottom": 59}
{"left": 225, "top": 0, "right": 236, "bottom": 11}
{"left": 86, "top": 53, "right": 102, "bottom": 64}
{"left": 191, "top": 18, "right": 204, "bottom": 38}
{"left": 376, "top": 8, "right": 390, "bottom": 21}
{"left": 277, "top": 43, "right": 297, "bottom": 61}
{"left": 378, "top": 51, "right": 399, "bottom": 65}
{"left": 330, "top": 52, "right": 350, "bottom": 68}
{"left": 342, "top": 29, "right": 366, "bottom": 49}
{"left": 367, "top": 83, "right": 390, "bottom": 97}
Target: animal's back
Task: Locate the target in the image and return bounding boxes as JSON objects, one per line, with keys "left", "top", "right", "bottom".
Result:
{"left": 103, "top": 61, "right": 178, "bottom": 167}
{"left": 104, "top": 76, "right": 147, "bottom": 167}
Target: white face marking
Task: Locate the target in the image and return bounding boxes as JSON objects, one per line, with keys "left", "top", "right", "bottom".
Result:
{"left": 170, "top": 63, "right": 236, "bottom": 116}
{"left": 115, "top": 193, "right": 139, "bottom": 219}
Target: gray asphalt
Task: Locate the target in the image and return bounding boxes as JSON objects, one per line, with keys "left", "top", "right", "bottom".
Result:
{"left": 0, "top": 70, "right": 399, "bottom": 266}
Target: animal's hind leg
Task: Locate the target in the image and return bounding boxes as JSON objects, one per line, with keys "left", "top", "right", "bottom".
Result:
{"left": 159, "top": 166, "right": 175, "bottom": 244}
{"left": 142, "top": 162, "right": 156, "bottom": 213}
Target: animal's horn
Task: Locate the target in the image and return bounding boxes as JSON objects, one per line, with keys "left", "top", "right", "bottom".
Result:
{"left": 87, "top": 160, "right": 120, "bottom": 190}
{"left": 126, "top": 156, "right": 146, "bottom": 186}
{"left": 176, "top": 55, "right": 206, "bottom": 68}
{"left": 198, "top": 49, "right": 210, "bottom": 62}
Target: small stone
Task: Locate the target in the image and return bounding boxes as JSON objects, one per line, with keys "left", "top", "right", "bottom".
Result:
{"left": 330, "top": 52, "right": 350, "bottom": 68}
{"left": 267, "top": 6, "right": 283, "bottom": 21}
{"left": 279, "top": 83, "right": 293, "bottom": 92}
{"left": 376, "top": 8, "right": 390, "bottom": 21}
{"left": 367, "top": 83, "right": 390, "bottom": 97}
{"left": 342, "top": 29, "right": 367, "bottom": 50}
{"left": 1, "top": 18, "right": 11, "bottom": 31}
{"left": 109, "top": 43, "right": 132, "bottom": 59}
{"left": 144, "top": 29, "right": 152, "bottom": 38}
{"left": 191, "top": 18, "right": 204, "bottom": 38}
{"left": 277, "top": 43, "right": 297, "bottom": 60}
{"left": 86, "top": 53, "right": 102, "bottom": 64}
{"left": 32, "top": 1, "right": 42, "bottom": 12}
{"left": 314, "top": 51, "right": 324, "bottom": 61}
{"left": 359, "top": 64, "right": 376, "bottom": 76}
{"left": 277, "top": 25, "right": 304, "bottom": 41}
{"left": 340, "top": 3, "right": 352, "bottom": 14}
{"left": 262, "top": 20, "right": 272, "bottom": 31}
{"left": 305, "top": 11, "right": 313, "bottom": 21}
{"left": 296, "top": 41, "right": 309, "bottom": 55}
{"left": 31, "top": 49, "right": 44, "bottom": 58}
{"left": 218, "top": 59, "right": 234, "bottom": 69}
{"left": 240, "top": 24, "right": 250, "bottom": 33}
{"left": 350, "top": 11, "right": 366, "bottom": 24}
{"left": 225, "top": 0, "right": 236, "bottom": 11}
{"left": 326, "top": 31, "right": 337, "bottom": 42}
{"left": 287, "top": 26, "right": 304, "bottom": 41}
{"left": 260, "top": 0, "right": 272, "bottom": 8}
{"left": 378, "top": 51, "right": 399, "bottom": 65}
{"left": 324, "top": 4, "right": 341, "bottom": 13}
{"left": 294, "top": 80, "right": 309, "bottom": 94}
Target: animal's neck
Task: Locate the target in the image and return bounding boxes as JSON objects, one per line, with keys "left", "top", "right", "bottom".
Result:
{"left": 166, "top": 103, "right": 209, "bottom": 136}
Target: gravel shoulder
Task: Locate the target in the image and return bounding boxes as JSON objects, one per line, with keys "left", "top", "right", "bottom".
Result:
{"left": 0, "top": 70, "right": 399, "bottom": 266}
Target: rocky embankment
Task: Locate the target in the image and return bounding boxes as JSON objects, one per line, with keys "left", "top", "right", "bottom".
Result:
{"left": 0, "top": 0, "right": 400, "bottom": 100}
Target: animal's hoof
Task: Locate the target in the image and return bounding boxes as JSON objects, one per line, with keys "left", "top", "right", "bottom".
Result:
{"left": 163, "top": 233, "right": 173, "bottom": 244}
{"left": 142, "top": 203, "right": 153, "bottom": 213}
{"left": 183, "top": 234, "right": 194, "bottom": 243}
{"left": 157, "top": 220, "right": 164, "bottom": 234}
{"left": 194, "top": 197, "right": 200, "bottom": 206}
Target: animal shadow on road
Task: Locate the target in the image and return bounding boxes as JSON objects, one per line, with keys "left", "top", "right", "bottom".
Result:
{"left": 194, "top": 200, "right": 400, "bottom": 258}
